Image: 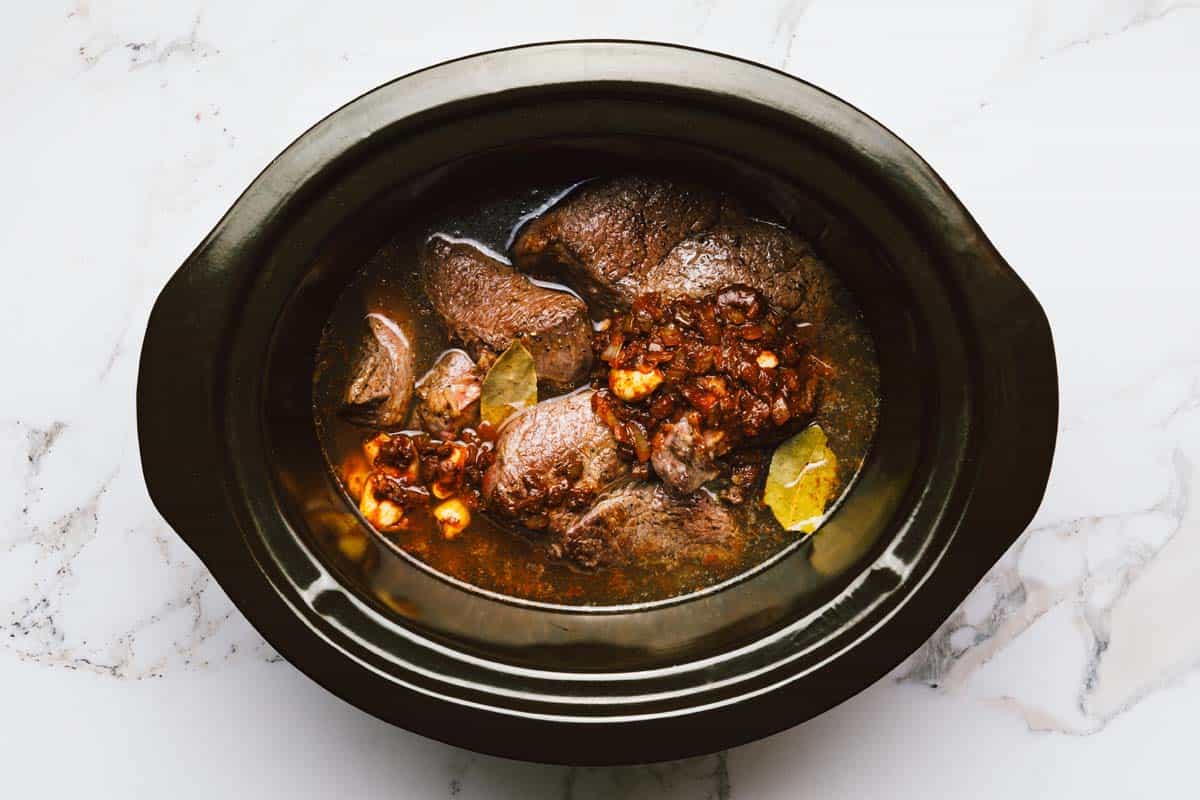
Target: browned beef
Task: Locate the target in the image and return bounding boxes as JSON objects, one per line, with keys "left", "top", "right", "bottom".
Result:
{"left": 342, "top": 313, "right": 415, "bottom": 427}
{"left": 559, "top": 482, "right": 744, "bottom": 570}
{"left": 482, "top": 390, "right": 629, "bottom": 528}
{"left": 512, "top": 176, "right": 832, "bottom": 322}
{"left": 481, "top": 389, "right": 745, "bottom": 571}
{"left": 650, "top": 412, "right": 719, "bottom": 495}
{"left": 421, "top": 236, "right": 592, "bottom": 386}
{"left": 645, "top": 220, "right": 833, "bottom": 323}
{"left": 410, "top": 349, "right": 481, "bottom": 438}
{"left": 511, "top": 176, "right": 737, "bottom": 311}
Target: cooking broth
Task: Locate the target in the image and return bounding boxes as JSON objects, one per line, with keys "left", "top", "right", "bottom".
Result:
{"left": 313, "top": 169, "right": 880, "bottom": 605}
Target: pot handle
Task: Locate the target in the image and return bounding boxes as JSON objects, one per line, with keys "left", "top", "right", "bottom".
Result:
{"left": 137, "top": 235, "right": 248, "bottom": 571}
{"left": 950, "top": 238, "right": 1058, "bottom": 573}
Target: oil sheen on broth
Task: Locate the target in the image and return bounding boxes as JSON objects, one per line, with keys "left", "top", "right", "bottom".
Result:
{"left": 313, "top": 174, "right": 880, "bottom": 605}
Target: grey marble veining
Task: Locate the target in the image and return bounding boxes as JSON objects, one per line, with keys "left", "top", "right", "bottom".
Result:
{"left": 2, "top": 1, "right": 1198, "bottom": 796}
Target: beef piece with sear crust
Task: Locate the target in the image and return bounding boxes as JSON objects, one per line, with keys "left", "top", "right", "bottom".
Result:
{"left": 645, "top": 219, "right": 833, "bottom": 323}
{"left": 342, "top": 313, "right": 416, "bottom": 427}
{"left": 512, "top": 176, "right": 736, "bottom": 312}
{"left": 513, "top": 176, "right": 832, "bottom": 321}
{"left": 559, "top": 482, "right": 744, "bottom": 570}
{"left": 421, "top": 236, "right": 593, "bottom": 387}
{"left": 410, "top": 349, "right": 482, "bottom": 438}
{"left": 481, "top": 390, "right": 629, "bottom": 529}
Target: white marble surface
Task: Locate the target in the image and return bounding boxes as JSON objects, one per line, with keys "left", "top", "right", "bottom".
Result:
{"left": 2, "top": 0, "right": 1198, "bottom": 796}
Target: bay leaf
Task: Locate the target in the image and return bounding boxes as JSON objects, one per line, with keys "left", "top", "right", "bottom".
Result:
{"left": 763, "top": 424, "right": 839, "bottom": 533}
{"left": 480, "top": 341, "right": 537, "bottom": 427}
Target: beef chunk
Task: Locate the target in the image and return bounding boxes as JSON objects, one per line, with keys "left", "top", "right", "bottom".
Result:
{"left": 512, "top": 176, "right": 832, "bottom": 321}
{"left": 482, "top": 390, "right": 629, "bottom": 529}
{"left": 421, "top": 236, "right": 592, "bottom": 386}
{"left": 480, "top": 390, "right": 743, "bottom": 573}
{"left": 650, "top": 413, "right": 719, "bottom": 495}
{"left": 411, "top": 349, "right": 482, "bottom": 438}
{"left": 512, "top": 176, "right": 736, "bottom": 311}
{"left": 342, "top": 313, "right": 415, "bottom": 427}
{"left": 645, "top": 220, "right": 833, "bottom": 323}
{"left": 559, "top": 482, "right": 744, "bottom": 570}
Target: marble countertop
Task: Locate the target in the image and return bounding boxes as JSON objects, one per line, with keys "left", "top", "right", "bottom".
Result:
{"left": 4, "top": 1, "right": 1198, "bottom": 796}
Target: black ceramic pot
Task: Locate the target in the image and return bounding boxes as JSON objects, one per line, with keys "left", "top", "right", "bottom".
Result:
{"left": 137, "top": 41, "right": 1057, "bottom": 764}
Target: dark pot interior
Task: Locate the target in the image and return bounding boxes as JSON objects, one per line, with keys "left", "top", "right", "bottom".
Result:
{"left": 138, "top": 42, "right": 1056, "bottom": 764}
{"left": 273, "top": 136, "right": 924, "bottom": 667}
